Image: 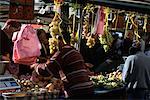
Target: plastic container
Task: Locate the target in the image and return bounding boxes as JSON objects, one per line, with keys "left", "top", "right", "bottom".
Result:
{"left": 2, "top": 92, "right": 31, "bottom": 100}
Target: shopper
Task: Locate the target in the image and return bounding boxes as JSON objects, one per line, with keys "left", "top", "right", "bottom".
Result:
{"left": 122, "top": 39, "right": 150, "bottom": 100}
{"left": 122, "top": 31, "right": 133, "bottom": 56}
{"left": 0, "top": 20, "right": 21, "bottom": 75}
{"left": 144, "top": 32, "right": 150, "bottom": 56}
{"left": 31, "top": 32, "right": 94, "bottom": 99}
{"left": 0, "top": 20, "right": 21, "bottom": 61}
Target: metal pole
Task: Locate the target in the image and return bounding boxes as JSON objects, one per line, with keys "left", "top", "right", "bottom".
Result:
{"left": 78, "top": 3, "right": 83, "bottom": 51}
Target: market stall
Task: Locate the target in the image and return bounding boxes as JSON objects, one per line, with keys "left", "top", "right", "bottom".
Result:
{"left": 0, "top": 0, "right": 150, "bottom": 99}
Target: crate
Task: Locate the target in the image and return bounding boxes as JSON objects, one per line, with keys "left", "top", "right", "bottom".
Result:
{"left": 29, "top": 90, "right": 60, "bottom": 100}
{"left": 2, "top": 92, "right": 31, "bottom": 100}
{"left": 2, "top": 90, "right": 60, "bottom": 100}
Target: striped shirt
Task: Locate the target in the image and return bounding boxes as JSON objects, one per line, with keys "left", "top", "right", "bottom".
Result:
{"left": 36, "top": 45, "right": 94, "bottom": 97}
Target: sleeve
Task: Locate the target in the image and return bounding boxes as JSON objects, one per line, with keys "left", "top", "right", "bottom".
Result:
{"left": 122, "top": 55, "right": 135, "bottom": 82}
{"left": 0, "top": 31, "right": 10, "bottom": 56}
{"left": 35, "top": 51, "right": 62, "bottom": 78}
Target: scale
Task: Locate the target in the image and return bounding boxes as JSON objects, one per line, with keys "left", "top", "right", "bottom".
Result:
{"left": 0, "top": 76, "right": 21, "bottom": 92}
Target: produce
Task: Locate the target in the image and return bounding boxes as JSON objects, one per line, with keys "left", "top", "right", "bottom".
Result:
{"left": 82, "top": 14, "right": 89, "bottom": 39}
{"left": 49, "top": 13, "right": 62, "bottom": 39}
{"left": 86, "top": 36, "right": 96, "bottom": 48}
{"left": 46, "top": 78, "right": 64, "bottom": 92}
{"left": 90, "top": 70, "right": 124, "bottom": 89}
{"left": 49, "top": 38, "right": 58, "bottom": 54}
{"left": 82, "top": 4, "right": 97, "bottom": 48}
{"left": 70, "top": 32, "right": 78, "bottom": 46}
{"left": 17, "top": 76, "right": 63, "bottom": 94}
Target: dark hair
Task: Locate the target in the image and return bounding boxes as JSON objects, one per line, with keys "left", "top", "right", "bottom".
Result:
{"left": 57, "top": 32, "right": 71, "bottom": 44}
{"left": 139, "top": 32, "right": 150, "bottom": 37}
{"left": 129, "top": 40, "right": 141, "bottom": 55}
{"left": 62, "top": 32, "right": 71, "bottom": 43}
{"left": 129, "top": 47, "right": 141, "bottom": 55}
{"left": 37, "top": 29, "right": 46, "bottom": 36}
{"left": 7, "top": 20, "right": 21, "bottom": 28}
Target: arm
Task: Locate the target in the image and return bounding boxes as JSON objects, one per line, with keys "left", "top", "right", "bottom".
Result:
{"left": 32, "top": 51, "right": 62, "bottom": 78}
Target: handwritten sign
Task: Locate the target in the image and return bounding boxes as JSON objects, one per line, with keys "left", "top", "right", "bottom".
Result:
{"left": 9, "top": 0, "right": 34, "bottom": 20}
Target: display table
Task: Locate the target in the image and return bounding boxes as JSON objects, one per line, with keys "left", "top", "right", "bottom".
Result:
{"left": 94, "top": 87, "right": 127, "bottom": 99}
{"left": 1, "top": 91, "right": 60, "bottom": 100}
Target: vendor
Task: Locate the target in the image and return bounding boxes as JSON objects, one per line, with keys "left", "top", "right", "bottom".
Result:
{"left": 80, "top": 34, "right": 106, "bottom": 72}
{"left": 31, "top": 32, "right": 94, "bottom": 99}
{"left": 36, "top": 29, "right": 50, "bottom": 62}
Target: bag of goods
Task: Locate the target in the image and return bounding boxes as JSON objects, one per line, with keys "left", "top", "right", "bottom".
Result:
{"left": 12, "top": 24, "right": 41, "bottom": 65}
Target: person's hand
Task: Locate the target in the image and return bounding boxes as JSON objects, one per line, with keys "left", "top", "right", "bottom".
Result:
{"left": 85, "top": 63, "right": 94, "bottom": 68}
{"left": 2, "top": 55, "right": 10, "bottom": 61}
{"left": 46, "top": 59, "right": 50, "bottom": 65}
{"left": 106, "top": 59, "right": 113, "bottom": 64}
{"left": 30, "top": 63, "right": 39, "bottom": 69}
{"left": 31, "top": 63, "right": 47, "bottom": 70}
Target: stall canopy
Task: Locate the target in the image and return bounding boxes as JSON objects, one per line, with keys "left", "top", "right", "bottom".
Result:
{"left": 67, "top": 0, "right": 150, "bottom": 14}
{"left": 0, "top": 0, "right": 150, "bottom": 24}
{"left": 87, "top": 0, "right": 150, "bottom": 14}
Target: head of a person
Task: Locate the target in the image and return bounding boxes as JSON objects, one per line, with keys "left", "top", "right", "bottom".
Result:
{"left": 140, "top": 32, "right": 150, "bottom": 51}
{"left": 140, "top": 32, "right": 149, "bottom": 41}
{"left": 3, "top": 20, "right": 21, "bottom": 36}
{"left": 129, "top": 40, "right": 142, "bottom": 55}
{"left": 37, "top": 29, "right": 48, "bottom": 44}
{"left": 57, "top": 32, "right": 71, "bottom": 50}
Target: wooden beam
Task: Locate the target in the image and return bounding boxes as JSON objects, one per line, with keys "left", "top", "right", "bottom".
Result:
{"left": 87, "top": 0, "right": 150, "bottom": 14}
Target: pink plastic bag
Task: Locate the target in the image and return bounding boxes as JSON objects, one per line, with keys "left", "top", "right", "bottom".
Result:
{"left": 13, "top": 24, "right": 41, "bottom": 65}
{"left": 96, "top": 7, "right": 105, "bottom": 36}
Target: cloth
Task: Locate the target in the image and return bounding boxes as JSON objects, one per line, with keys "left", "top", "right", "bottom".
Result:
{"left": 7, "top": 63, "right": 19, "bottom": 75}
{"left": 39, "top": 43, "right": 50, "bottom": 58}
{"left": 96, "top": 7, "right": 105, "bottom": 36}
{"left": 122, "top": 52, "right": 150, "bottom": 89}
{"left": 145, "top": 50, "right": 150, "bottom": 56}
{"left": 35, "top": 45, "right": 94, "bottom": 97}
{"left": 127, "top": 89, "right": 150, "bottom": 100}
{"left": 122, "top": 52, "right": 150, "bottom": 100}
{"left": 122, "top": 38, "right": 132, "bottom": 56}
{"left": 122, "top": 52, "right": 150, "bottom": 99}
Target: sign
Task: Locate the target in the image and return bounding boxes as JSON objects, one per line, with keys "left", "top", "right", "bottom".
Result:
{"left": 9, "top": 0, "right": 34, "bottom": 20}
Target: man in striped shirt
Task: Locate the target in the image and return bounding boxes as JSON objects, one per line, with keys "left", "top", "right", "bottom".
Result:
{"left": 31, "top": 32, "right": 94, "bottom": 99}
